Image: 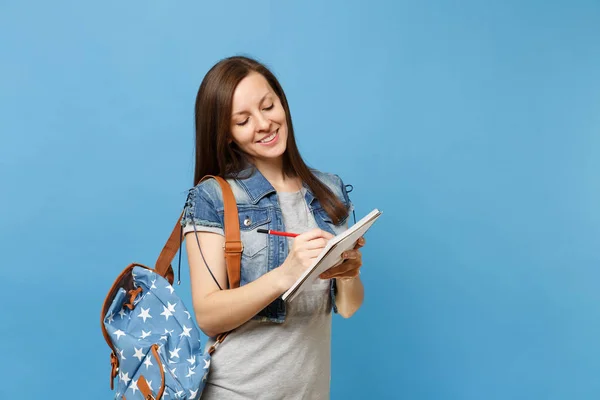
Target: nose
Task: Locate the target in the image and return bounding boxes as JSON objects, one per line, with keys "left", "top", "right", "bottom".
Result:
{"left": 255, "top": 113, "right": 271, "bottom": 132}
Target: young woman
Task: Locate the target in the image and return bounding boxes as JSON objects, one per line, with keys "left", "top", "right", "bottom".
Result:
{"left": 181, "top": 55, "right": 366, "bottom": 399}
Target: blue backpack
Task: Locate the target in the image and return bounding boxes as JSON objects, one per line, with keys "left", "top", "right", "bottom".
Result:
{"left": 101, "top": 176, "right": 242, "bottom": 399}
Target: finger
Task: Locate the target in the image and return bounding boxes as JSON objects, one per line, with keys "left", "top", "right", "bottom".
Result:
{"left": 297, "top": 228, "right": 324, "bottom": 241}
{"left": 321, "top": 230, "right": 335, "bottom": 240}
{"left": 342, "top": 250, "right": 361, "bottom": 260}
{"left": 305, "top": 237, "right": 329, "bottom": 250}
{"left": 330, "top": 267, "right": 361, "bottom": 279}
{"left": 306, "top": 248, "right": 324, "bottom": 259}
{"left": 319, "top": 263, "right": 347, "bottom": 279}
{"left": 339, "top": 269, "right": 361, "bottom": 279}
{"left": 299, "top": 228, "right": 333, "bottom": 242}
{"left": 329, "top": 266, "right": 360, "bottom": 278}
{"left": 322, "top": 260, "right": 359, "bottom": 277}
{"left": 354, "top": 237, "right": 366, "bottom": 249}
{"left": 315, "top": 229, "right": 334, "bottom": 240}
{"left": 322, "top": 265, "right": 360, "bottom": 279}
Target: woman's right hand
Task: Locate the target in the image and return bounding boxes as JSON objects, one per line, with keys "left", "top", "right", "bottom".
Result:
{"left": 279, "top": 228, "right": 334, "bottom": 290}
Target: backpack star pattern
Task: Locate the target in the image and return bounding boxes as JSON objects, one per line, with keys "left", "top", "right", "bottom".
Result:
{"left": 103, "top": 266, "right": 211, "bottom": 399}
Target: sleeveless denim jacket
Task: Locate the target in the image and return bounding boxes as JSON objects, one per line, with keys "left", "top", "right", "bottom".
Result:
{"left": 181, "top": 166, "right": 354, "bottom": 323}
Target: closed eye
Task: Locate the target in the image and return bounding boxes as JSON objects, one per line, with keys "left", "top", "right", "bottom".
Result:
{"left": 235, "top": 104, "right": 273, "bottom": 126}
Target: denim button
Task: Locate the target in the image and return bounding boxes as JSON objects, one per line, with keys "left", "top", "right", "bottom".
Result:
{"left": 243, "top": 217, "right": 252, "bottom": 226}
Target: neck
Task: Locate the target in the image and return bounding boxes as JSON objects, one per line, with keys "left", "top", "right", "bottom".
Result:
{"left": 253, "top": 157, "right": 300, "bottom": 192}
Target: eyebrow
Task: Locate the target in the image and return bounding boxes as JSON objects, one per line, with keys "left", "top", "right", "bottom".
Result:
{"left": 232, "top": 93, "right": 271, "bottom": 116}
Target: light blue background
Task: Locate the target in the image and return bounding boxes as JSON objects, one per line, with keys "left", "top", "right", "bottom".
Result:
{"left": 2, "top": 1, "right": 599, "bottom": 398}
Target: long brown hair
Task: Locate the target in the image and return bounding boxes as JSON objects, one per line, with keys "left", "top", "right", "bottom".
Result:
{"left": 193, "top": 55, "right": 348, "bottom": 224}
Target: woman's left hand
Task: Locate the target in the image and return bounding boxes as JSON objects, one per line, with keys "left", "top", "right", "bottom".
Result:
{"left": 319, "top": 237, "right": 366, "bottom": 280}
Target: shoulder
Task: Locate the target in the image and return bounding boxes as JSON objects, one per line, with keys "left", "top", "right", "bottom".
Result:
{"left": 186, "top": 177, "right": 227, "bottom": 207}
{"left": 310, "top": 167, "right": 342, "bottom": 183}
{"left": 181, "top": 178, "right": 225, "bottom": 228}
{"left": 183, "top": 177, "right": 224, "bottom": 215}
{"left": 188, "top": 175, "right": 254, "bottom": 210}
{"left": 310, "top": 168, "right": 350, "bottom": 203}
{"left": 310, "top": 168, "right": 345, "bottom": 190}
{"left": 192, "top": 177, "right": 222, "bottom": 196}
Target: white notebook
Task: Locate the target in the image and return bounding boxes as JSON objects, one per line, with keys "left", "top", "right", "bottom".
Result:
{"left": 282, "top": 208, "right": 383, "bottom": 302}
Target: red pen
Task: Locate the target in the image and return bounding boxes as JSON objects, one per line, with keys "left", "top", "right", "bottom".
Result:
{"left": 257, "top": 229, "right": 299, "bottom": 238}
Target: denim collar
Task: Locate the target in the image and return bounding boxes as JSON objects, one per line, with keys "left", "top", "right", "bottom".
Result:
{"left": 234, "top": 166, "right": 316, "bottom": 205}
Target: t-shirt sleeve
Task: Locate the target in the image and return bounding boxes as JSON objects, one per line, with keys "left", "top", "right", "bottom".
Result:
{"left": 181, "top": 184, "right": 225, "bottom": 236}
{"left": 182, "top": 224, "right": 224, "bottom": 236}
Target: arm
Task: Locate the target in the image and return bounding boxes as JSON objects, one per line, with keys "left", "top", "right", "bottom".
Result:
{"left": 186, "top": 231, "right": 288, "bottom": 337}
{"left": 335, "top": 275, "right": 364, "bottom": 318}
{"left": 186, "top": 228, "right": 331, "bottom": 337}
{"left": 331, "top": 174, "right": 364, "bottom": 318}
{"left": 320, "top": 236, "right": 366, "bottom": 318}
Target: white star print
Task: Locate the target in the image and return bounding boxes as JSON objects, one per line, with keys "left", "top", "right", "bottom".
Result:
{"left": 118, "top": 348, "right": 126, "bottom": 361}
{"left": 204, "top": 358, "right": 210, "bottom": 369}
{"left": 167, "top": 301, "right": 177, "bottom": 313}
{"left": 140, "top": 330, "right": 151, "bottom": 339}
{"left": 164, "top": 328, "right": 174, "bottom": 336}
{"left": 113, "top": 329, "right": 125, "bottom": 340}
{"left": 190, "top": 388, "right": 198, "bottom": 399}
{"left": 185, "top": 367, "right": 196, "bottom": 378}
{"left": 118, "top": 309, "right": 127, "bottom": 319}
{"left": 165, "top": 284, "right": 174, "bottom": 294}
{"left": 143, "top": 356, "right": 153, "bottom": 369}
{"left": 146, "top": 380, "right": 154, "bottom": 391}
{"left": 160, "top": 306, "right": 173, "bottom": 321}
{"left": 179, "top": 325, "right": 192, "bottom": 338}
{"left": 169, "top": 347, "right": 181, "bottom": 359}
{"left": 150, "top": 279, "right": 157, "bottom": 289}
{"left": 175, "top": 390, "right": 183, "bottom": 397}
{"left": 106, "top": 313, "right": 114, "bottom": 324}
{"left": 160, "top": 335, "right": 168, "bottom": 341}
{"left": 129, "top": 379, "right": 139, "bottom": 394}
{"left": 186, "top": 355, "right": 196, "bottom": 365}
{"left": 137, "top": 307, "right": 152, "bottom": 323}
{"left": 184, "top": 311, "right": 191, "bottom": 320}
{"left": 171, "top": 367, "right": 178, "bottom": 378}
{"left": 120, "top": 371, "right": 131, "bottom": 385}
{"left": 133, "top": 347, "right": 144, "bottom": 362}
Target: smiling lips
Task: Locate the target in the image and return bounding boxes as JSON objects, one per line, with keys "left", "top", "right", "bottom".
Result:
{"left": 258, "top": 129, "right": 278, "bottom": 144}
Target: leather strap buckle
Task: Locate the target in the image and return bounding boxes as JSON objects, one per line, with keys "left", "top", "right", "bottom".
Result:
{"left": 223, "top": 241, "right": 243, "bottom": 253}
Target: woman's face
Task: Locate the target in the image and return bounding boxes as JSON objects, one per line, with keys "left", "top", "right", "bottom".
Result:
{"left": 229, "top": 72, "right": 288, "bottom": 164}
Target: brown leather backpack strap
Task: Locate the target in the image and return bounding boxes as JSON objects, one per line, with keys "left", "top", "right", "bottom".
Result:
{"left": 154, "top": 175, "right": 242, "bottom": 289}
{"left": 212, "top": 176, "right": 242, "bottom": 289}
{"left": 153, "top": 215, "right": 180, "bottom": 284}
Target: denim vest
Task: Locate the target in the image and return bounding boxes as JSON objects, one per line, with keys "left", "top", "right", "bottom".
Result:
{"left": 181, "top": 167, "right": 354, "bottom": 323}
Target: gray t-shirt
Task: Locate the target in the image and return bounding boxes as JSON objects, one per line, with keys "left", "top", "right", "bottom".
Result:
{"left": 183, "top": 187, "right": 332, "bottom": 399}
